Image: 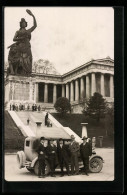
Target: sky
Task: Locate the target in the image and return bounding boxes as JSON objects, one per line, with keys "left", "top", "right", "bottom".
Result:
{"left": 4, "top": 7, "right": 114, "bottom": 74}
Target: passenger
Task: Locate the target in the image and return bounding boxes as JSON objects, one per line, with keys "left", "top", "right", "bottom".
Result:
{"left": 46, "top": 139, "right": 57, "bottom": 177}
{"left": 57, "top": 138, "right": 70, "bottom": 176}
{"left": 80, "top": 136, "right": 92, "bottom": 176}
{"left": 36, "top": 137, "right": 46, "bottom": 178}
{"left": 69, "top": 135, "right": 80, "bottom": 175}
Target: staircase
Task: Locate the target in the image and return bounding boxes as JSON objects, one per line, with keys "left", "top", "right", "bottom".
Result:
{"left": 7, "top": 110, "right": 82, "bottom": 142}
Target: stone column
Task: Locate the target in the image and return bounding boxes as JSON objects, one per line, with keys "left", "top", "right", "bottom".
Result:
{"left": 110, "top": 75, "right": 114, "bottom": 98}
{"left": 66, "top": 83, "right": 69, "bottom": 99}
{"left": 29, "top": 81, "right": 33, "bottom": 101}
{"left": 91, "top": 73, "right": 96, "bottom": 96}
{"left": 62, "top": 84, "right": 65, "bottom": 97}
{"left": 33, "top": 83, "right": 36, "bottom": 103}
{"left": 36, "top": 83, "right": 38, "bottom": 103}
{"left": 44, "top": 83, "right": 48, "bottom": 103}
{"left": 70, "top": 81, "right": 74, "bottom": 102}
{"left": 75, "top": 79, "right": 79, "bottom": 101}
{"left": 86, "top": 75, "right": 90, "bottom": 98}
{"left": 80, "top": 77, "right": 84, "bottom": 100}
{"left": 100, "top": 73, "right": 104, "bottom": 96}
{"left": 53, "top": 84, "right": 57, "bottom": 103}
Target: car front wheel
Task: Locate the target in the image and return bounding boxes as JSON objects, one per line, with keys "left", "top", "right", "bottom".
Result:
{"left": 89, "top": 157, "right": 103, "bottom": 173}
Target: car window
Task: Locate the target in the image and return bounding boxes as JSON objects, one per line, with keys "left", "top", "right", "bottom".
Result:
{"left": 26, "top": 140, "right": 30, "bottom": 147}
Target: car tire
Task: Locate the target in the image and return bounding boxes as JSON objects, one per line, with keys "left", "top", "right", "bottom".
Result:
{"left": 17, "top": 151, "right": 26, "bottom": 169}
{"left": 26, "top": 167, "right": 34, "bottom": 173}
{"left": 34, "top": 160, "right": 50, "bottom": 176}
{"left": 89, "top": 157, "right": 103, "bottom": 173}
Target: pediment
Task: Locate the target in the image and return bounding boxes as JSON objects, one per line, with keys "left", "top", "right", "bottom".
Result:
{"left": 93, "top": 58, "right": 114, "bottom": 66}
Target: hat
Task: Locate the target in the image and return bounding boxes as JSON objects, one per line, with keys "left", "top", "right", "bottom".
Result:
{"left": 59, "top": 138, "right": 63, "bottom": 141}
{"left": 40, "top": 137, "right": 45, "bottom": 141}
{"left": 82, "top": 136, "right": 88, "bottom": 140}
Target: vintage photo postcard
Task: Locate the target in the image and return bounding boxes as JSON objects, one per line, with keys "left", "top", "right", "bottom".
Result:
{"left": 2, "top": 6, "right": 124, "bottom": 193}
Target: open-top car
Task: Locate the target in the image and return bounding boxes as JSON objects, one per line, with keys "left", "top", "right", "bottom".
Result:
{"left": 17, "top": 136, "right": 104, "bottom": 175}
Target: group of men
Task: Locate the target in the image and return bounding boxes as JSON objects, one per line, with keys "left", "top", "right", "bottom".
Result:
{"left": 36, "top": 134, "right": 92, "bottom": 178}
{"left": 10, "top": 103, "right": 42, "bottom": 112}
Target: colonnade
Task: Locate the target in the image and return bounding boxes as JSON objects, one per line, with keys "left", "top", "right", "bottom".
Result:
{"left": 63, "top": 73, "right": 114, "bottom": 102}
{"left": 36, "top": 72, "right": 114, "bottom": 104}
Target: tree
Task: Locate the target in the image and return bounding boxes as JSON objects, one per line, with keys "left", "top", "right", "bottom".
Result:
{"left": 54, "top": 97, "right": 71, "bottom": 115}
{"left": 82, "top": 92, "right": 107, "bottom": 122}
{"left": 33, "top": 59, "right": 60, "bottom": 75}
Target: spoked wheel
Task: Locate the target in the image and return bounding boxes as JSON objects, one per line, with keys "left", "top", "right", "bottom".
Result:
{"left": 26, "top": 167, "right": 34, "bottom": 173}
{"left": 34, "top": 160, "right": 50, "bottom": 175}
{"left": 89, "top": 157, "right": 103, "bottom": 173}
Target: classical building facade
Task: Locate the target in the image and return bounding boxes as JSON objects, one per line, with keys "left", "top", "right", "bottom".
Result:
{"left": 5, "top": 57, "right": 114, "bottom": 113}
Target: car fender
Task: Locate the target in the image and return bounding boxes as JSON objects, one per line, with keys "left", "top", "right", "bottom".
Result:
{"left": 89, "top": 154, "right": 104, "bottom": 163}
{"left": 31, "top": 157, "right": 38, "bottom": 168}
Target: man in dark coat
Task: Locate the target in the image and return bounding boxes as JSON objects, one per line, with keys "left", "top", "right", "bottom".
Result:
{"left": 45, "top": 112, "right": 48, "bottom": 126}
{"left": 80, "top": 136, "right": 92, "bottom": 176}
{"left": 57, "top": 138, "right": 70, "bottom": 176}
{"left": 69, "top": 135, "right": 80, "bottom": 175}
{"left": 46, "top": 139, "right": 58, "bottom": 177}
{"left": 36, "top": 137, "right": 46, "bottom": 178}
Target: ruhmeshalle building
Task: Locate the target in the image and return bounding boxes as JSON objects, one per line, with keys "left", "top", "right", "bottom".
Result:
{"left": 5, "top": 56, "right": 114, "bottom": 113}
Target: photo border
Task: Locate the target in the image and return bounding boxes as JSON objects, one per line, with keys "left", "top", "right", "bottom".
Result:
{"left": 1, "top": 1, "right": 124, "bottom": 193}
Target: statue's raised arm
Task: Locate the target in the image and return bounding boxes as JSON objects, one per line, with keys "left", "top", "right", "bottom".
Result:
{"left": 26, "top": 9, "right": 37, "bottom": 32}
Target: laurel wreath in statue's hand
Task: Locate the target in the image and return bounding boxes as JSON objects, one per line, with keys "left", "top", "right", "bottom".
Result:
{"left": 26, "top": 9, "right": 34, "bottom": 16}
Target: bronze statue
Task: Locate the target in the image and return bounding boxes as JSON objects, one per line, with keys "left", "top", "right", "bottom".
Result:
{"left": 7, "top": 9, "right": 37, "bottom": 76}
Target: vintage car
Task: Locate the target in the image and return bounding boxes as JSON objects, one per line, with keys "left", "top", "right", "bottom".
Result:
{"left": 17, "top": 136, "right": 104, "bottom": 175}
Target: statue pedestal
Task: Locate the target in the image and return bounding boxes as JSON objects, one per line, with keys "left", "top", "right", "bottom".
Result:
{"left": 5, "top": 75, "right": 36, "bottom": 109}
{"left": 81, "top": 123, "right": 88, "bottom": 138}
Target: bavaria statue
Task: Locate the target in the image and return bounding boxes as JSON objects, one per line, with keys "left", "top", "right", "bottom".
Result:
{"left": 7, "top": 9, "right": 37, "bottom": 76}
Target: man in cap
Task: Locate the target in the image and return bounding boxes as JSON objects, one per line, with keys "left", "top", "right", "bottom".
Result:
{"left": 69, "top": 135, "right": 80, "bottom": 175}
{"left": 36, "top": 137, "right": 46, "bottom": 178}
{"left": 46, "top": 139, "right": 58, "bottom": 177}
{"left": 57, "top": 138, "right": 70, "bottom": 176}
{"left": 80, "top": 136, "right": 92, "bottom": 176}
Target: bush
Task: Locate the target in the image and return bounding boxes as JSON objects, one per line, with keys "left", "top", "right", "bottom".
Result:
{"left": 54, "top": 97, "right": 71, "bottom": 115}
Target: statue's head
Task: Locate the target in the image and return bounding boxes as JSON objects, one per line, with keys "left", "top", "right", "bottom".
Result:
{"left": 20, "top": 18, "right": 27, "bottom": 28}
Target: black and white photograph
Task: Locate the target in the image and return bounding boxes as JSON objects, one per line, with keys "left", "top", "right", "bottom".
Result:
{"left": 4, "top": 6, "right": 115, "bottom": 183}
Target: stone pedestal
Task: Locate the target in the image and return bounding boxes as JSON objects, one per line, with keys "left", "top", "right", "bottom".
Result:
{"left": 81, "top": 123, "right": 88, "bottom": 138}
{"left": 5, "top": 75, "right": 35, "bottom": 108}
{"left": 36, "top": 122, "right": 42, "bottom": 137}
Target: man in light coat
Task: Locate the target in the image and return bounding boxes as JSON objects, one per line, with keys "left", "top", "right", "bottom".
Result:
{"left": 69, "top": 135, "right": 80, "bottom": 175}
